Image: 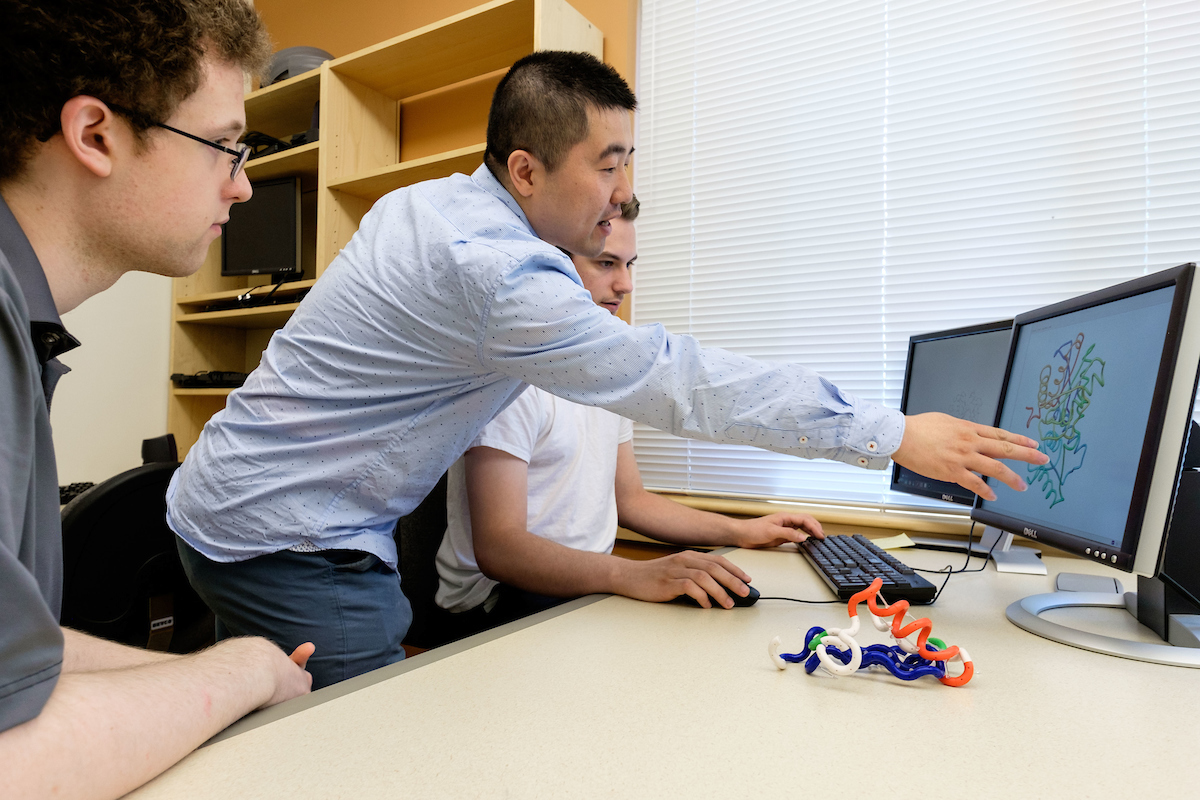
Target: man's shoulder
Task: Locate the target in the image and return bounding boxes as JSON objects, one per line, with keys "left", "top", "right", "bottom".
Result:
{"left": 409, "top": 172, "right": 568, "bottom": 270}
{"left": 0, "top": 250, "right": 33, "bottom": 358}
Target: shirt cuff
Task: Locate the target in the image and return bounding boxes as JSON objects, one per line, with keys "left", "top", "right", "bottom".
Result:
{"left": 828, "top": 404, "right": 905, "bottom": 469}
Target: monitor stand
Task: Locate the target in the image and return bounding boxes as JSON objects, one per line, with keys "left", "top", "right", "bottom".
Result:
{"left": 1006, "top": 573, "right": 1200, "bottom": 668}
{"left": 910, "top": 526, "right": 1047, "bottom": 574}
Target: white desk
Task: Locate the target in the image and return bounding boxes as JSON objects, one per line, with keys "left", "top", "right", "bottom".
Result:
{"left": 128, "top": 545, "right": 1200, "bottom": 799}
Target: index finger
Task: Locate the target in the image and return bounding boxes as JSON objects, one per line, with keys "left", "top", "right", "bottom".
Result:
{"left": 976, "top": 433, "right": 1048, "bottom": 468}
{"left": 964, "top": 451, "right": 1030, "bottom": 499}
{"left": 979, "top": 424, "right": 1042, "bottom": 452}
{"left": 701, "top": 553, "right": 751, "bottom": 584}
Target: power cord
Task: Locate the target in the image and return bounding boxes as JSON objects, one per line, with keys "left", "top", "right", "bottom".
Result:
{"left": 237, "top": 277, "right": 289, "bottom": 304}
{"left": 912, "top": 520, "right": 1005, "bottom": 604}
{"left": 758, "top": 596, "right": 843, "bottom": 604}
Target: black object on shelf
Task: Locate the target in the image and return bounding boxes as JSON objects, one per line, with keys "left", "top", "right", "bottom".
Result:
{"left": 170, "top": 371, "right": 249, "bottom": 389}
{"left": 243, "top": 130, "right": 294, "bottom": 161}
{"left": 200, "top": 284, "right": 309, "bottom": 314}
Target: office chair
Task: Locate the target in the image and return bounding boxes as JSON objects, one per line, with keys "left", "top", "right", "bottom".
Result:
{"left": 60, "top": 441, "right": 215, "bottom": 653}
{"left": 395, "top": 473, "right": 452, "bottom": 650}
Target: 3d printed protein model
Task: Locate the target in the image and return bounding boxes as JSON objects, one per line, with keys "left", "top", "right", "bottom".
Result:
{"left": 769, "top": 578, "right": 974, "bottom": 687}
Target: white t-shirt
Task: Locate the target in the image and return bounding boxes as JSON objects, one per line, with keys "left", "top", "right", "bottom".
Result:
{"left": 435, "top": 386, "right": 635, "bottom": 613}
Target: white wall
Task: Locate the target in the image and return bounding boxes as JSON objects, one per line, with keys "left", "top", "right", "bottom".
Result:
{"left": 53, "top": 272, "right": 173, "bottom": 484}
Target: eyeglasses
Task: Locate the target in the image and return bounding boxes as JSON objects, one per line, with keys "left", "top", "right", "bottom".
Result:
{"left": 107, "top": 103, "right": 251, "bottom": 181}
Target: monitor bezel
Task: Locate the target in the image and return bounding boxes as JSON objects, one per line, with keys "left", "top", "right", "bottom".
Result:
{"left": 220, "top": 175, "right": 303, "bottom": 278}
{"left": 891, "top": 318, "right": 1014, "bottom": 506}
{"left": 973, "top": 263, "right": 1199, "bottom": 575}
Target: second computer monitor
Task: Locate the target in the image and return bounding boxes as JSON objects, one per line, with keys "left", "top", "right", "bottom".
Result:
{"left": 975, "top": 263, "right": 1200, "bottom": 576}
{"left": 892, "top": 319, "right": 1013, "bottom": 505}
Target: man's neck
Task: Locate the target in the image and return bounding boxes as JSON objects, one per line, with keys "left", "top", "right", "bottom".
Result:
{"left": 1, "top": 177, "right": 119, "bottom": 314}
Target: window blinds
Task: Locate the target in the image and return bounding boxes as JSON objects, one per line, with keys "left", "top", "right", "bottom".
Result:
{"left": 633, "top": 0, "right": 1200, "bottom": 506}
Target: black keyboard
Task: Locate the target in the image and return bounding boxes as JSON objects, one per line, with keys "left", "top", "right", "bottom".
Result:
{"left": 170, "top": 371, "right": 249, "bottom": 388}
{"left": 799, "top": 534, "right": 937, "bottom": 604}
{"left": 59, "top": 482, "right": 95, "bottom": 505}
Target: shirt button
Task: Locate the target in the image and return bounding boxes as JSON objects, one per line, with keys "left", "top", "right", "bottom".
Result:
{"left": 799, "top": 436, "right": 808, "bottom": 444}
{"left": 858, "top": 457, "right": 869, "bottom": 466}
{"left": 866, "top": 441, "right": 878, "bottom": 451}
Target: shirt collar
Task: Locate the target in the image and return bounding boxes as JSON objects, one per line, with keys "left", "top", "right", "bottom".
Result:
{"left": 472, "top": 163, "right": 535, "bottom": 233}
{"left": 0, "top": 195, "right": 80, "bottom": 362}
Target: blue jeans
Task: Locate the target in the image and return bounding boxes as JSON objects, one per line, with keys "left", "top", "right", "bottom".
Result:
{"left": 176, "top": 538, "right": 412, "bottom": 689}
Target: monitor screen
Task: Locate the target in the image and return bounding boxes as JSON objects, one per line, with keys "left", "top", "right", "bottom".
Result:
{"left": 892, "top": 320, "right": 1013, "bottom": 505}
{"left": 974, "top": 263, "right": 1200, "bottom": 576}
{"left": 221, "top": 176, "right": 302, "bottom": 277}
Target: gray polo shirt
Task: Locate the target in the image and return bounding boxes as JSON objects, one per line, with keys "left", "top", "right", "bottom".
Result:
{"left": 0, "top": 195, "right": 78, "bottom": 733}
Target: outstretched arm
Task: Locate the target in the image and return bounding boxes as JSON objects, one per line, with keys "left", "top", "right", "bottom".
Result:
{"left": 466, "top": 446, "right": 752, "bottom": 610}
{"left": 2, "top": 631, "right": 313, "bottom": 800}
{"left": 894, "top": 412, "right": 1048, "bottom": 500}
{"left": 611, "top": 442, "right": 823, "bottom": 548}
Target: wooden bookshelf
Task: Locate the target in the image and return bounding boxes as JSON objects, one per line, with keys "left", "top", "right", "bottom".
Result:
{"left": 167, "top": 0, "right": 603, "bottom": 457}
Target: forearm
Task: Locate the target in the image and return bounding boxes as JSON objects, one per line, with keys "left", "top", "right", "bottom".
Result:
{"left": 616, "top": 490, "right": 742, "bottom": 547}
{"left": 2, "top": 637, "right": 281, "bottom": 800}
{"left": 61, "top": 627, "right": 179, "bottom": 672}
{"left": 477, "top": 526, "right": 627, "bottom": 598}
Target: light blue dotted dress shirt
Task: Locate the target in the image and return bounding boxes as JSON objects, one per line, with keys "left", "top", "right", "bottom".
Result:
{"left": 167, "top": 165, "right": 904, "bottom": 568}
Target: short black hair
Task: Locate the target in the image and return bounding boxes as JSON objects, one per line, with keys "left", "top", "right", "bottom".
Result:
{"left": 0, "top": 0, "right": 272, "bottom": 184}
{"left": 485, "top": 50, "right": 636, "bottom": 181}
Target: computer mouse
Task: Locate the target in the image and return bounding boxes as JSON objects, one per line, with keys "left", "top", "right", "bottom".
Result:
{"left": 670, "top": 584, "right": 760, "bottom": 608}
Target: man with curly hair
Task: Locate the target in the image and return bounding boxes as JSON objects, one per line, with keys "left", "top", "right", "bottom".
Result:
{"left": 0, "top": 2, "right": 313, "bottom": 797}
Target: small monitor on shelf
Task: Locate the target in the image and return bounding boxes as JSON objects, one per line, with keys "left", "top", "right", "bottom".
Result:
{"left": 975, "top": 262, "right": 1200, "bottom": 666}
{"left": 221, "top": 176, "right": 302, "bottom": 279}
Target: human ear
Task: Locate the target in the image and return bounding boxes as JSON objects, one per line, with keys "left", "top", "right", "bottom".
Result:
{"left": 58, "top": 96, "right": 118, "bottom": 178}
{"left": 506, "top": 149, "right": 542, "bottom": 199}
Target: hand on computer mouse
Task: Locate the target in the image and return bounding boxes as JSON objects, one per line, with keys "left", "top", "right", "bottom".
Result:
{"left": 615, "top": 550, "right": 754, "bottom": 608}
{"left": 669, "top": 584, "right": 760, "bottom": 608}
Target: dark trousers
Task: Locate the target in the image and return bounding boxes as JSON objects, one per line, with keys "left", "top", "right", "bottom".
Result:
{"left": 432, "top": 584, "right": 568, "bottom": 644}
{"left": 176, "top": 538, "right": 412, "bottom": 690}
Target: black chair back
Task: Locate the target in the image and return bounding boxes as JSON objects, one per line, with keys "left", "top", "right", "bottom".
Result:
{"left": 60, "top": 462, "right": 214, "bottom": 652}
{"left": 395, "top": 473, "right": 450, "bottom": 649}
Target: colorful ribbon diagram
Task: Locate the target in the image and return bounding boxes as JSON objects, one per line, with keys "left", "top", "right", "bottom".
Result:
{"left": 768, "top": 578, "right": 974, "bottom": 687}
{"left": 1025, "top": 332, "right": 1106, "bottom": 508}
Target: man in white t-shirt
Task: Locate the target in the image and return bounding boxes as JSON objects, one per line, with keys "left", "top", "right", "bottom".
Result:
{"left": 434, "top": 197, "right": 824, "bottom": 637}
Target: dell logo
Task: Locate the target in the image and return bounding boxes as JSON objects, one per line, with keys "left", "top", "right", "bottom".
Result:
{"left": 941, "top": 494, "right": 954, "bottom": 502}
{"left": 1023, "top": 527, "right": 1038, "bottom": 539}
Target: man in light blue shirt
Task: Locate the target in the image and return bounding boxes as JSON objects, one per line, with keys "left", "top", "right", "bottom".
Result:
{"left": 169, "top": 51, "right": 1046, "bottom": 688}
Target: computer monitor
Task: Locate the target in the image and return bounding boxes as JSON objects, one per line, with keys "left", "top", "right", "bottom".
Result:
{"left": 974, "top": 263, "right": 1200, "bottom": 666}
{"left": 221, "top": 176, "right": 302, "bottom": 278}
{"left": 890, "top": 320, "right": 1047, "bottom": 570}
{"left": 892, "top": 320, "right": 1013, "bottom": 506}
